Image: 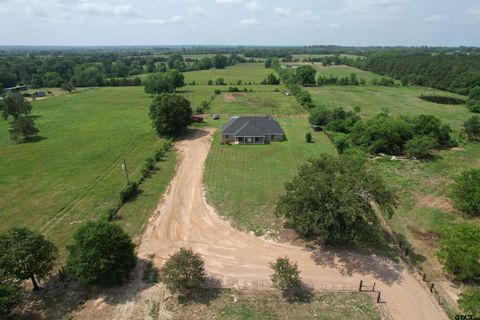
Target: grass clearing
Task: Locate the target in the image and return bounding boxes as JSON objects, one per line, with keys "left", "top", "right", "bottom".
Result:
{"left": 183, "top": 63, "right": 271, "bottom": 85}
{"left": 313, "top": 65, "right": 395, "bottom": 83}
{"left": 0, "top": 87, "right": 174, "bottom": 255}
{"left": 209, "top": 91, "right": 304, "bottom": 115}
{"left": 307, "top": 86, "right": 470, "bottom": 130}
{"left": 165, "top": 289, "right": 380, "bottom": 320}
{"left": 204, "top": 118, "right": 337, "bottom": 235}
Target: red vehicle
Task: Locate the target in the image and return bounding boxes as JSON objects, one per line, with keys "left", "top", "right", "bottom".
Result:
{"left": 193, "top": 115, "right": 204, "bottom": 122}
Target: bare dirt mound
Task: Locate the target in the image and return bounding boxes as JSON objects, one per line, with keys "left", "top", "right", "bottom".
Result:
{"left": 75, "top": 128, "right": 447, "bottom": 320}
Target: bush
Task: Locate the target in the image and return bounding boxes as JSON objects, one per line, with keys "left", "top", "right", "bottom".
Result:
{"left": 309, "top": 106, "right": 330, "bottom": 126}
{"left": 162, "top": 248, "right": 206, "bottom": 297}
{"left": 0, "top": 282, "right": 22, "bottom": 317}
{"left": 270, "top": 257, "right": 301, "bottom": 292}
{"left": 450, "top": 169, "right": 480, "bottom": 216}
{"left": 305, "top": 132, "right": 312, "bottom": 143}
{"left": 464, "top": 115, "right": 480, "bottom": 140}
{"left": 437, "top": 223, "right": 480, "bottom": 281}
{"left": 119, "top": 181, "right": 138, "bottom": 203}
{"left": 458, "top": 288, "right": 480, "bottom": 316}
{"left": 100, "top": 208, "right": 117, "bottom": 222}
{"left": 66, "top": 221, "right": 136, "bottom": 287}
{"left": 404, "top": 135, "right": 436, "bottom": 159}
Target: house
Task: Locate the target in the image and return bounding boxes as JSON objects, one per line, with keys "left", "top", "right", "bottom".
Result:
{"left": 221, "top": 116, "right": 285, "bottom": 145}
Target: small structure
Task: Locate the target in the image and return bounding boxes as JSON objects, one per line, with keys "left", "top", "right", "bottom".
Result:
{"left": 284, "top": 90, "right": 293, "bottom": 96}
{"left": 193, "top": 115, "right": 204, "bottom": 122}
{"left": 221, "top": 116, "right": 285, "bottom": 145}
{"left": 4, "top": 85, "right": 28, "bottom": 92}
{"left": 35, "top": 91, "right": 46, "bottom": 97}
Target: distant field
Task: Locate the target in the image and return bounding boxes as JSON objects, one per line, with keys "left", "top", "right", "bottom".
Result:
{"left": 306, "top": 86, "right": 470, "bottom": 130}
{"left": 292, "top": 53, "right": 365, "bottom": 60}
{"left": 209, "top": 91, "right": 304, "bottom": 115}
{"left": 204, "top": 117, "right": 337, "bottom": 235}
{"left": 166, "top": 289, "right": 380, "bottom": 320}
{"left": 314, "top": 65, "right": 396, "bottom": 83}
{"left": 0, "top": 87, "right": 174, "bottom": 253}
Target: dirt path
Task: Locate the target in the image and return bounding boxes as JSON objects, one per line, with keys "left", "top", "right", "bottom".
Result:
{"left": 77, "top": 128, "right": 447, "bottom": 320}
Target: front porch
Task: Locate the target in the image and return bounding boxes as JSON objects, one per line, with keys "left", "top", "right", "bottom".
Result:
{"left": 235, "top": 136, "right": 266, "bottom": 145}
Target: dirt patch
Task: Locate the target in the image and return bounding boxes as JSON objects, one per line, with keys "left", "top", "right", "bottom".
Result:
{"left": 223, "top": 93, "right": 246, "bottom": 102}
{"left": 415, "top": 192, "right": 454, "bottom": 212}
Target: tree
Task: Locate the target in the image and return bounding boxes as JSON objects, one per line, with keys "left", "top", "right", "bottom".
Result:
{"left": 9, "top": 116, "right": 40, "bottom": 141}
{"left": 296, "top": 65, "right": 316, "bottom": 86}
{"left": 0, "top": 92, "right": 32, "bottom": 120}
{"left": 149, "top": 93, "right": 193, "bottom": 136}
{"left": 162, "top": 248, "right": 206, "bottom": 297}
{"left": 275, "top": 155, "right": 396, "bottom": 244}
{"left": 112, "top": 62, "right": 130, "bottom": 77}
{"left": 464, "top": 115, "right": 480, "bottom": 140}
{"left": 262, "top": 73, "right": 280, "bottom": 85}
{"left": 0, "top": 228, "right": 58, "bottom": 291}
{"left": 458, "top": 288, "right": 480, "bottom": 316}
{"left": 144, "top": 70, "right": 184, "bottom": 94}
{"left": 309, "top": 106, "right": 330, "bottom": 126}
{"left": 437, "top": 223, "right": 480, "bottom": 281}
{"left": 305, "top": 132, "right": 312, "bottom": 143}
{"left": 66, "top": 221, "right": 136, "bottom": 287}
{"left": 450, "top": 169, "right": 480, "bottom": 217}
{"left": 270, "top": 257, "right": 301, "bottom": 293}
{"left": 167, "top": 53, "right": 186, "bottom": 71}
{"left": 213, "top": 54, "right": 228, "bottom": 69}
{"left": 61, "top": 82, "right": 76, "bottom": 94}
{"left": 404, "top": 135, "right": 436, "bottom": 159}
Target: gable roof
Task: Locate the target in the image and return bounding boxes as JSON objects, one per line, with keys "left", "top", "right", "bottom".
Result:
{"left": 222, "top": 116, "right": 285, "bottom": 137}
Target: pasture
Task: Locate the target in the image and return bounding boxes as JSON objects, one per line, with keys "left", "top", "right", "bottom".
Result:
{"left": 307, "top": 86, "right": 470, "bottom": 130}
{"left": 313, "top": 65, "right": 395, "bottom": 83}
{"left": 204, "top": 117, "right": 337, "bottom": 235}
{"left": 209, "top": 91, "right": 304, "bottom": 115}
{"left": 0, "top": 87, "right": 174, "bottom": 252}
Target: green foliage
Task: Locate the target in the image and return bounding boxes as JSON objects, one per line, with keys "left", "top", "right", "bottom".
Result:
{"left": 0, "top": 227, "right": 58, "bottom": 290}
{"left": 99, "top": 208, "right": 118, "bottom": 222}
{"left": 308, "top": 106, "right": 330, "bottom": 126}
{"left": 162, "top": 248, "right": 206, "bottom": 297}
{"left": 437, "top": 223, "right": 480, "bottom": 281}
{"left": 296, "top": 65, "right": 317, "bottom": 86}
{"left": 0, "top": 282, "right": 22, "bottom": 318}
{"left": 464, "top": 115, "right": 480, "bottom": 140}
{"left": 275, "top": 155, "right": 396, "bottom": 244}
{"left": 144, "top": 70, "right": 185, "bottom": 94}
{"left": 261, "top": 73, "right": 280, "bottom": 85}
{"left": 450, "top": 169, "right": 480, "bottom": 217}
{"left": 149, "top": 93, "right": 193, "bottom": 136}
{"left": 0, "top": 92, "right": 32, "bottom": 120}
{"left": 270, "top": 257, "right": 301, "bottom": 292}
{"left": 305, "top": 132, "right": 312, "bottom": 143}
{"left": 458, "top": 288, "right": 480, "bottom": 316}
{"left": 66, "top": 221, "right": 136, "bottom": 287}
{"left": 72, "top": 64, "right": 104, "bottom": 87}
{"left": 61, "top": 82, "right": 75, "bottom": 93}
{"left": 119, "top": 181, "right": 139, "bottom": 203}
{"left": 325, "top": 108, "right": 360, "bottom": 133}
{"left": 351, "top": 114, "right": 413, "bottom": 155}
{"left": 404, "top": 135, "right": 436, "bottom": 159}
{"left": 213, "top": 55, "right": 228, "bottom": 69}
{"left": 8, "top": 116, "right": 40, "bottom": 141}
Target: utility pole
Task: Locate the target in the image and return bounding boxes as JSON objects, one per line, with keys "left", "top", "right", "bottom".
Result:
{"left": 121, "top": 158, "right": 130, "bottom": 184}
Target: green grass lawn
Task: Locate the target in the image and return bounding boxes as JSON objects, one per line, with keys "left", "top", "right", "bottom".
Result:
{"left": 183, "top": 63, "right": 271, "bottom": 85}
{"left": 165, "top": 289, "right": 380, "bottom": 320}
{"left": 0, "top": 87, "right": 174, "bottom": 254}
{"left": 307, "top": 86, "right": 470, "bottom": 130}
{"left": 209, "top": 91, "right": 304, "bottom": 115}
{"left": 313, "top": 65, "right": 394, "bottom": 83}
{"left": 204, "top": 118, "right": 337, "bottom": 235}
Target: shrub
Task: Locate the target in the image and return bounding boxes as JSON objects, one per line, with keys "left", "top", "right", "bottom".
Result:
{"left": 450, "top": 169, "right": 480, "bottom": 216}
{"left": 437, "top": 223, "right": 480, "bottom": 281}
{"left": 270, "top": 257, "right": 301, "bottom": 292}
{"left": 305, "top": 132, "right": 312, "bottom": 143}
{"left": 66, "top": 221, "right": 136, "bottom": 287}
{"left": 119, "top": 181, "right": 138, "bottom": 203}
{"left": 100, "top": 208, "right": 117, "bottom": 222}
{"left": 464, "top": 115, "right": 480, "bottom": 140}
{"left": 162, "top": 248, "right": 206, "bottom": 297}
{"left": 458, "top": 288, "right": 480, "bottom": 316}
{"left": 0, "top": 282, "right": 22, "bottom": 317}
{"left": 404, "top": 135, "right": 436, "bottom": 159}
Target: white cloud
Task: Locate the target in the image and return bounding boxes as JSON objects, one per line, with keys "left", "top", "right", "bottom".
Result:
{"left": 424, "top": 14, "right": 448, "bottom": 23}
{"left": 274, "top": 7, "right": 291, "bottom": 15}
{"left": 245, "top": 1, "right": 260, "bottom": 11}
{"left": 77, "top": 2, "right": 137, "bottom": 17}
{"left": 215, "top": 0, "right": 243, "bottom": 3}
{"left": 468, "top": 1, "right": 480, "bottom": 19}
{"left": 298, "top": 9, "right": 319, "bottom": 21}
{"left": 239, "top": 18, "right": 258, "bottom": 25}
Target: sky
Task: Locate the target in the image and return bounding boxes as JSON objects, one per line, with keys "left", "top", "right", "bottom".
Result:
{"left": 0, "top": 0, "right": 480, "bottom": 46}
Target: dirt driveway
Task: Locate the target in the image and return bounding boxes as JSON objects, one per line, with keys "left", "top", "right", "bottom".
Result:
{"left": 77, "top": 128, "right": 448, "bottom": 319}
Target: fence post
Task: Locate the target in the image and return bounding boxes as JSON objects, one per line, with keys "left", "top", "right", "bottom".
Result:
{"left": 372, "top": 282, "right": 376, "bottom": 292}
{"left": 359, "top": 280, "right": 363, "bottom": 291}
{"left": 377, "top": 291, "right": 381, "bottom": 303}
{"left": 430, "top": 283, "right": 435, "bottom": 293}
{"left": 422, "top": 273, "right": 427, "bottom": 282}
{"left": 405, "top": 248, "right": 409, "bottom": 257}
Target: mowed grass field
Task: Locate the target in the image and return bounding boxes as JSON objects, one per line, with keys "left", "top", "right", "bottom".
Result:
{"left": 313, "top": 65, "right": 395, "bottom": 83}
{"left": 0, "top": 87, "right": 175, "bottom": 253}
{"left": 307, "top": 86, "right": 470, "bottom": 130}
{"left": 204, "top": 118, "right": 337, "bottom": 235}
{"left": 209, "top": 91, "right": 304, "bottom": 115}
{"left": 166, "top": 290, "right": 380, "bottom": 320}
{"left": 184, "top": 63, "right": 272, "bottom": 85}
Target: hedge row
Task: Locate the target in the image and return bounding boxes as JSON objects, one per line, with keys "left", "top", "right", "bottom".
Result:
{"left": 99, "top": 140, "right": 173, "bottom": 222}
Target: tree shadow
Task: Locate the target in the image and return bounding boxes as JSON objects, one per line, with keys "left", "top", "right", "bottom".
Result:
{"left": 309, "top": 247, "right": 404, "bottom": 286}
{"left": 283, "top": 281, "right": 314, "bottom": 304}
{"left": 15, "top": 258, "right": 160, "bottom": 319}
{"left": 175, "top": 277, "right": 222, "bottom": 305}
{"left": 19, "top": 136, "right": 47, "bottom": 144}
{"left": 176, "top": 128, "right": 210, "bottom": 142}
{"left": 393, "top": 232, "right": 427, "bottom": 267}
